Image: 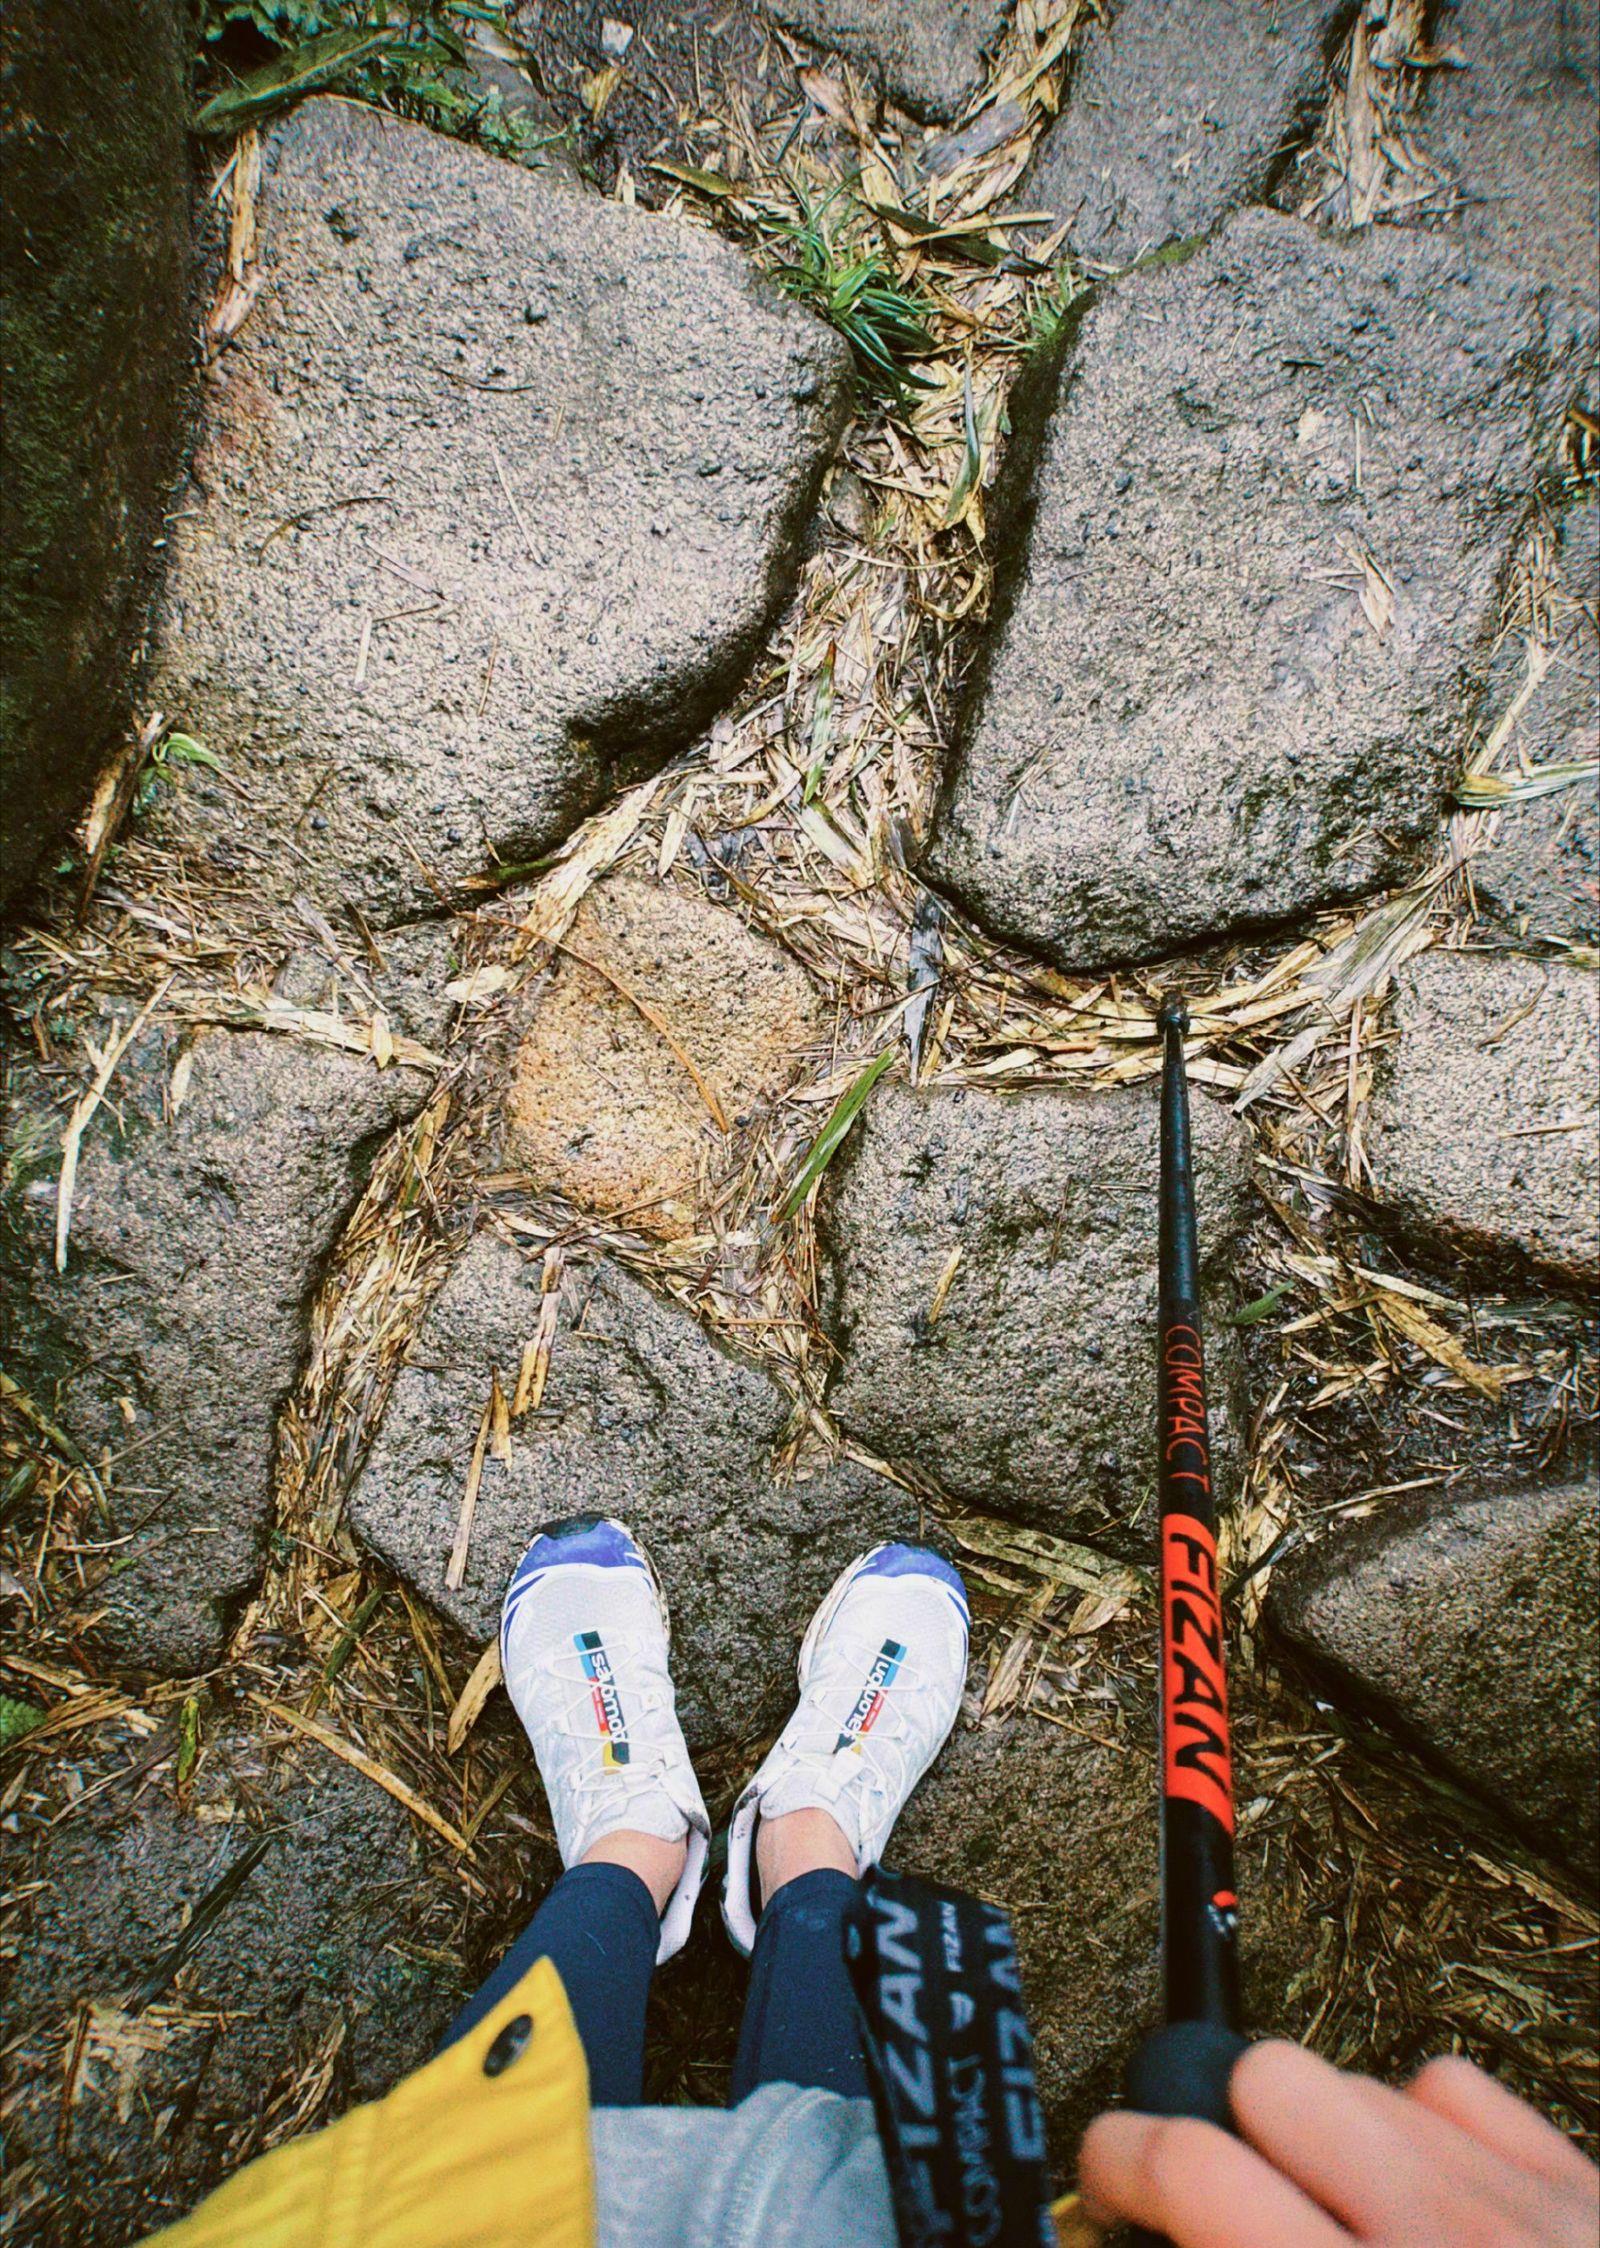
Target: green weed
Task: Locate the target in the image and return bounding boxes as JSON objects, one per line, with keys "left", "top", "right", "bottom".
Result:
{"left": 1024, "top": 262, "right": 1087, "bottom": 355}
{"left": 758, "top": 194, "right": 938, "bottom": 413}
{"left": 197, "top": 0, "right": 564, "bottom": 167}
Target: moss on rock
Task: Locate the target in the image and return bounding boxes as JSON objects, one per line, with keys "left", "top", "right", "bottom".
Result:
{"left": 0, "top": 0, "right": 193, "bottom": 911}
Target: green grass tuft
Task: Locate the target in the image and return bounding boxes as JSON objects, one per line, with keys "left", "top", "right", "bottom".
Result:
{"left": 197, "top": 0, "right": 564, "bottom": 167}
{"left": 759, "top": 194, "right": 939, "bottom": 414}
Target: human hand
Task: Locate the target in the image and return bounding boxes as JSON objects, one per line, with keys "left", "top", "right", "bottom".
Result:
{"left": 1076, "top": 2039, "right": 1599, "bottom": 2247}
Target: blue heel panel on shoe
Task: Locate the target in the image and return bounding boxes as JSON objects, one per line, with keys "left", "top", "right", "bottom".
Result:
{"left": 857, "top": 1543, "right": 969, "bottom": 1618}
{"left": 501, "top": 1517, "right": 648, "bottom": 1640}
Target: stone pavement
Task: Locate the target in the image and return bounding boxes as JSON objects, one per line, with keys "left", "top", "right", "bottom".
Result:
{"left": 5, "top": 9, "right": 1597, "bottom": 2235}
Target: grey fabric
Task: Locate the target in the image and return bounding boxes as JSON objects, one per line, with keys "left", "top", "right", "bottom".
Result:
{"left": 592, "top": 2085, "right": 897, "bottom": 2248}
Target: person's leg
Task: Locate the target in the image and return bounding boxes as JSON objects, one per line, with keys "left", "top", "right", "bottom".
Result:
{"left": 452, "top": 1515, "right": 711, "bottom": 2103}
{"left": 438, "top": 1832, "right": 685, "bottom": 2105}
{"left": 730, "top": 1850, "right": 868, "bottom": 2100}
{"left": 722, "top": 1546, "right": 971, "bottom": 2102}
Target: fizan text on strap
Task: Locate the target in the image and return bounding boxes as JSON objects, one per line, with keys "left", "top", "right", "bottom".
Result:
{"left": 847, "top": 1868, "right": 1054, "bottom": 2248}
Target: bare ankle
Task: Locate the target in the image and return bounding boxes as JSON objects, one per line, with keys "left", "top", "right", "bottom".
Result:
{"left": 754, "top": 1806, "right": 856, "bottom": 1908}
{"left": 579, "top": 1828, "right": 688, "bottom": 1916}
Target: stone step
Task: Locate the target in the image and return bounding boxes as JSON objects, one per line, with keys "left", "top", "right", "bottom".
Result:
{"left": 1025, "top": 0, "right": 1343, "bottom": 267}
{"left": 772, "top": 0, "right": 1009, "bottom": 122}
{"left": 896, "top": 1672, "right": 1349, "bottom": 2152}
{"left": 503, "top": 872, "right": 827, "bottom": 1240}
{"left": 0, "top": 927, "right": 449, "bottom": 1672}
{"left": 0, "top": 0, "right": 191, "bottom": 912}
{"left": 1473, "top": 497, "right": 1600, "bottom": 946}
{"left": 143, "top": 97, "right": 850, "bottom": 924}
{"left": 1269, "top": 1473, "right": 1599, "bottom": 1882}
{"left": 1364, "top": 949, "right": 1599, "bottom": 1289}
{"left": 1407, "top": 0, "right": 1600, "bottom": 303}
{"left": 347, "top": 1230, "right": 917, "bottom": 1754}
{"left": 3, "top": 1731, "right": 458, "bottom": 2236}
{"left": 817, "top": 1075, "right": 1255, "bottom": 1540}
{"left": 924, "top": 206, "right": 1594, "bottom": 971}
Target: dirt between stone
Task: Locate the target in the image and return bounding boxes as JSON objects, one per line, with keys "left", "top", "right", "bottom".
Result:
{"left": 503, "top": 0, "right": 793, "bottom": 202}
{"left": 503, "top": 872, "right": 828, "bottom": 1238}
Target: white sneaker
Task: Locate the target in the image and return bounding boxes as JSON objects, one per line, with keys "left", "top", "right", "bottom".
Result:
{"left": 500, "top": 1515, "right": 709, "bottom": 1963}
{"left": 722, "top": 1543, "right": 970, "bottom": 1955}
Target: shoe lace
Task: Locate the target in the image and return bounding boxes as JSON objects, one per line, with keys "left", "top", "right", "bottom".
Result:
{"left": 783, "top": 1641, "right": 932, "bottom": 1834}
{"left": 541, "top": 1631, "right": 683, "bottom": 1823}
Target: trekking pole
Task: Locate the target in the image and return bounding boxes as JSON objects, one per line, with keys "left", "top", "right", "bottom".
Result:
{"left": 1122, "top": 998, "right": 1248, "bottom": 2243}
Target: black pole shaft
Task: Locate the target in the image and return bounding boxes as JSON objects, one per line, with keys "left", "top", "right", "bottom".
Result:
{"left": 1155, "top": 997, "right": 1240, "bottom": 2036}
{"left": 1122, "top": 1003, "right": 1247, "bottom": 2245}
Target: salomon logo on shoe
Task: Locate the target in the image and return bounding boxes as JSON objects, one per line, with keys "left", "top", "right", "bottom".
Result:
{"left": 576, "top": 1630, "right": 631, "bottom": 1767}
{"left": 835, "top": 1638, "right": 905, "bottom": 1753}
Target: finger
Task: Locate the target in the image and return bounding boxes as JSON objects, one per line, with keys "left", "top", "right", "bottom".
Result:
{"left": 1407, "top": 2055, "right": 1600, "bottom": 2197}
{"left": 1229, "top": 2039, "right": 1477, "bottom": 2235}
{"left": 1078, "top": 2110, "right": 1350, "bottom": 2248}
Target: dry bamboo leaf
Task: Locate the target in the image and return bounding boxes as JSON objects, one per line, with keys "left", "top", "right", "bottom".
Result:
{"left": 561, "top": 940, "right": 729, "bottom": 1131}
{"left": 581, "top": 60, "right": 624, "bottom": 116}
{"left": 978, "top": 1585, "right": 1053, "bottom": 1721}
{"left": 461, "top": 1764, "right": 520, "bottom": 1848}
{"left": 946, "top": 1512, "right": 1148, "bottom": 1601}
{"left": 1355, "top": 547, "right": 1396, "bottom": 640}
{"left": 207, "top": 990, "right": 442, "bottom": 1071}
{"left": 1463, "top": 640, "right": 1552, "bottom": 778}
{"left": 205, "top": 128, "right": 266, "bottom": 351}
{"left": 446, "top": 1638, "right": 504, "bottom": 1755}
{"left": 250, "top": 1695, "right": 470, "bottom": 1850}
{"left": 168, "top": 1046, "right": 195, "bottom": 1116}
{"left": 1064, "top": 1584, "right": 1132, "bottom": 1634}
{"left": 489, "top": 1367, "right": 512, "bottom": 1463}
{"left": 1371, "top": 1293, "right": 1526, "bottom": 1401}
{"left": 515, "top": 773, "right": 662, "bottom": 957}
{"left": 0, "top": 1686, "right": 131, "bottom": 1752}
{"left": 445, "top": 961, "right": 516, "bottom": 1006}
{"left": 658, "top": 802, "right": 691, "bottom": 875}
{"left": 797, "top": 66, "right": 852, "bottom": 125}
{"left": 56, "top": 978, "right": 175, "bottom": 1273}
{"left": 1345, "top": 16, "right": 1383, "bottom": 225}
{"left": 512, "top": 1245, "right": 567, "bottom": 1416}
{"left": 77, "top": 711, "right": 166, "bottom": 912}
{"left": 445, "top": 1387, "right": 495, "bottom": 1593}
{"left": 927, "top": 1243, "right": 964, "bottom": 1325}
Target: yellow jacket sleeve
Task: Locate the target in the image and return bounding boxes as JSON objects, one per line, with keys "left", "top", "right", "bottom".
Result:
{"left": 141, "top": 1956, "right": 594, "bottom": 2248}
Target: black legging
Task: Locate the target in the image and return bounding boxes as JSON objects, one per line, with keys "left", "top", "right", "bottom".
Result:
{"left": 438, "top": 1862, "right": 868, "bottom": 2107}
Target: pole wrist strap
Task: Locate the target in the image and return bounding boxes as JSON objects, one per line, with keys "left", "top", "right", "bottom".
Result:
{"left": 847, "top": 1867, "right": 1055, "bottom": 2248}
